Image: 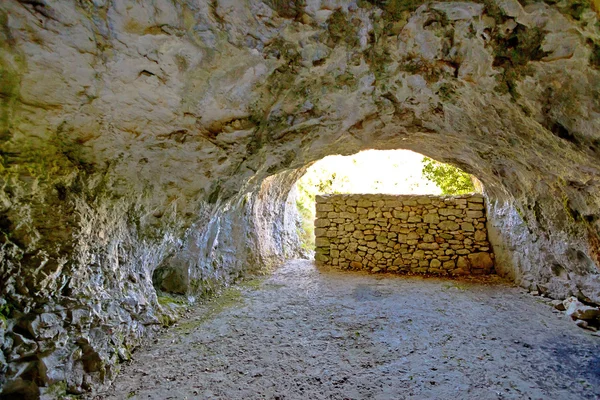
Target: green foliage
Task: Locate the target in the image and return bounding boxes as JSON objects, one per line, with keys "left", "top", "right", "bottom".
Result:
{"left": 421, "top": 157, "right": 475, "bottom": 195}
{"left": 0, "top": 300, "right": 11, "bottom": 323}
{"left": 295, "top": 169, "right": 346, "bottom": 250}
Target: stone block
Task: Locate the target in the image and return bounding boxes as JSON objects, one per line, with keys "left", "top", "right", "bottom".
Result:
{"left": 413, "top": 250, "right": 426, "bottom": 260}
{"left": 316, "top": 203, "right": 334, "bottom": 212}
{"left": 376, "top": 236, "right": 388, "bottom": 244}
{"left": 468, "top": 202, "right": 485, "bottom": 210}
{"left": 423, "top": 213, "right": 440, "bottom": 224}
{"left": 315, "top": 219, "right": 330, "bottom": 228}
{"left": 430, "top": 259, "right": 441, "bottom": 268}
{"left": 466, "top": 210, "right": 484, "bottom": 218}
{"left": 438, "top": 221, "right": 460, "bottom": 231}
{"left": 468, "top": 252, "right": 493, "bottom": 270}
{"left": 457, "top": 256, "right": 469, "bottom": 269}
{"left": 461, "top": 222, "right": 474, "bottom": 232}
{"left": 393, "top": 210, "right": 408, "bottom": 219}
{"left": 418, "top": 243, "right": 440, "bottom": 250}
{"left": 315, "top": 237, "right": 330, "bottom": 247}
{"left": 443, "top": 260, "right": 456, "bottom": 269}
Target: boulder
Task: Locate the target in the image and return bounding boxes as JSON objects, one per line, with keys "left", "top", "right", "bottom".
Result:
{"left": 564, "top": 297, "right": 600, "bottom": 321}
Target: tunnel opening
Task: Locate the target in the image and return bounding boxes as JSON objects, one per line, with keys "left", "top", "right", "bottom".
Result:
{"left": 292, "top": 149, "right": 482, "bottom": 257}
{"left": 281, "top": 149, "right": 494, "bottom": 277}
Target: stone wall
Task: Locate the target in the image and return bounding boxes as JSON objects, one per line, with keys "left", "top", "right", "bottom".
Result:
{"left": 314, "top": 194, "right": 494, "bottom": 275}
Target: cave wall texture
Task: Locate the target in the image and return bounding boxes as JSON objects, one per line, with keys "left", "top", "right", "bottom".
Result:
{"left": 0, "top": 0, "right": 599, "bottom": 397}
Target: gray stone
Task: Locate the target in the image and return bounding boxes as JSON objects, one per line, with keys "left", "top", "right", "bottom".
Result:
{"left": 551, "top": 300, "right": 566, "bottom": 311}
{"left": 564, "top": 297, "right": 600, "bottom": 321}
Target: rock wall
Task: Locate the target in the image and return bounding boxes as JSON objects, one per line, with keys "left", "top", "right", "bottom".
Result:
{"left": 1, "top": 0, "right": 600, "bottom": 398}
{"left": 314, "top": 194, "right": 494, "bottom": 275}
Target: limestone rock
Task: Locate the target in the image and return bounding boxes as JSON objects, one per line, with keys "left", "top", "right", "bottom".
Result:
{"left": 551, "top": 300, "right": 566, "bottom": 311}
{"left": 468, "top": 253, "right": 494, "bottom": 270}
{"left": 564, "top": 297, "right": 600, "bottom": 321}
{"left": 0, "top": 0, "right": 599, "bottom": 396}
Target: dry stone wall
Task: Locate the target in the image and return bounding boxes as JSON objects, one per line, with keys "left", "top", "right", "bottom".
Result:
{"left": 315, "top": 194, "right": 494, "bottom": 275}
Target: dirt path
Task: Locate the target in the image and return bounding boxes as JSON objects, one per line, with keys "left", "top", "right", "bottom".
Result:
{"left": 94, "top": 260, "right": 600, "bottom": 400}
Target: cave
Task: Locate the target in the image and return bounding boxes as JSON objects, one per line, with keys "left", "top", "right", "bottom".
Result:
{"left": 1, "top": 0, "right": 600, "bottom": 398}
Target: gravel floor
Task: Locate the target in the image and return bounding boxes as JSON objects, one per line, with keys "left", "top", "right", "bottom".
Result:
{"left": 93, "top": 260, "right": 600, "bottom": 400}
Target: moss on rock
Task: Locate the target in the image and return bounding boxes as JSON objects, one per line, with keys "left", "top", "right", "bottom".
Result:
{"left": 492, "top": 25, "right": 549, "bottom": 100}
{"left": 327, "top": 9, "right": 359, "bottom": 47}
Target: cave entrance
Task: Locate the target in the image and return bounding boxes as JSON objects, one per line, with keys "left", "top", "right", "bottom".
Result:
{"left": 292, "top": 149, "right": 482, "bottom": 257}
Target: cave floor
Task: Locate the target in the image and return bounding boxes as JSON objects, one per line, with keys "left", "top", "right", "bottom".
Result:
{"left": 94, "top": 260, "right": 600, "bottom": 400}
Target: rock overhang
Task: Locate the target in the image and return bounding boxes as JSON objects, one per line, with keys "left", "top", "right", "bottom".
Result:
{"left": 0, "top": 0, "right": 599, "bottom": 397}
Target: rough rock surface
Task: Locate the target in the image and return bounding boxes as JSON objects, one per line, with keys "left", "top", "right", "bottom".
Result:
{"left": 314, "top": 193, "right": 494, "bottom": 275}
{"left": 0, "top": 0, "right": 600, "bottom": 397}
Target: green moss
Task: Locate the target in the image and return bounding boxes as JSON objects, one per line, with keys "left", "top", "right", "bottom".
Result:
{"left": 363, "top": 44, "right": 392, "bottom": 79}
{"left": 265, "top": 0, "right": 306, "bottom": 19}
{"left": 335, "top": 71, "right": 358, "bottom": 90}
{"left": 0, "top": 300, "right": 13, "bottom": 324}
{"left": 518, "top": 0, "right": 592, "bottom": 20}
{"left": 239, "top": 278, "right": 263, "bottom": 290}
{"left": 515, "top": 204, "right": 528, "bottom": 224}
{"left": 437, "top": 82, "right": 455, "bottom": 101}
{"left": 590, "top": 41, "right": 600, "bottom": 68}
{"left": 360, "top": 0, "right": 425, "bottom": 21}
{"left": 44, "top": 381, "right": 68, "bottom": 398}
{"left": 327, "top": 9, "right": 359, "bottom": 47}
{"left": 492, "top": 25, "right": 548, "bottom": 100}
{"left": 561, "top": 191, "right": 579, "bottom": 224}
{"left": 532, "top": 201, "right": 544, "bottom": 227}
{"left": 482, "top": 0, "right": 509, "bottom": 23}
{"left": 175, "top": 286, "right": 244, "bottom": 335}
{"left": 399, "top": 57, "right": 442, "bottom": 83}
{"left": 157, "top": 294, "right": 188, "bottom": 307}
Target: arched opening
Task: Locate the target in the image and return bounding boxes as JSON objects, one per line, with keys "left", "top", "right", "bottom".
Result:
{"left": 293, "top": 149, "right": 480, "bottom": 254}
